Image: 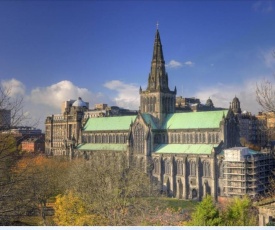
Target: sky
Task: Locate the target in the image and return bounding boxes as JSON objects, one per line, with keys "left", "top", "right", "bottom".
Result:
{"left": 1, "top": 1, "right": 275, "bottom": 130}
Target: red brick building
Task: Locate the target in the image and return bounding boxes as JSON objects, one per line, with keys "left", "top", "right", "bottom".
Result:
{"left": 21, "top": 137, "right": 45, "bottom": 153}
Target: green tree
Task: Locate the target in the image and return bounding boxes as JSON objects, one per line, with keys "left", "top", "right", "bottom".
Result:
{"left": 187, "top": 195, "right": 222, "bottom": 226}
{"left": 222, "top": 196, "right": 257, "bottom": 226}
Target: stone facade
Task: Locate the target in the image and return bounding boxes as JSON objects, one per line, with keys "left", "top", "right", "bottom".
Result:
{"left": 45, "top": 28, "right": 275, "bottom": 201}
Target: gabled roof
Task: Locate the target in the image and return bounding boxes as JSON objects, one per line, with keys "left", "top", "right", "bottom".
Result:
{"left": 141, "top": 113, "right": 157, "bottom": 130}
{"left": 77, "top": 143, "right": 127, "bottom": 151}
{"left": 154, "top": 144, "right": 219, "bottom": 155}
{"left": 83, "top": 115, "right": 137, "bottom": 132}
{"left": 162, "top": 110, "right": 228, "bottom": 130}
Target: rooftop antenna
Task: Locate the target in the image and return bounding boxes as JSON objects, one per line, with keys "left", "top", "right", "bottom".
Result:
{"left": 156, "top": 21, "right": 159, "bottom": 30}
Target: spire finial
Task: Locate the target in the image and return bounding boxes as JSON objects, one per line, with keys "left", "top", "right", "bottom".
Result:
{"left": 156, "top": 21, "right": 159, "bottom": 30}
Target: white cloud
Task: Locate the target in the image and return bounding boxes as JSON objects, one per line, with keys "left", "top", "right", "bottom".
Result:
{"left": 1, "top": 78, "right": 25, "bottom": 96}
{"left": 261, "top": 47, "right": 275, "bottom": 68}
{"left": 184, "top": 61, "right": 195, "bottom": 67}
{"left": 253, "top": 1, "right": 273, "bottom": 13}
{"left": 30, "top": 80, "right": 96, "bottom": 109}
{"left": 193, "top": 78, "right": 264, "bottom": 115}
{"left": 166, "top": 60, "right": 183, "bottom": 68}
{"left": 104, "top": 80, "right": 139, "bottom": 109}
{"left": 166, "top": 60, "right": 195, "bottom": 68}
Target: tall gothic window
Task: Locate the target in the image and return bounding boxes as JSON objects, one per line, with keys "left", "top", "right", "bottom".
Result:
{"left": 190, "top": 161, "right": 196, "bottom": 176}
{"left": 177, "top": 160, "right": 183, "bottom": 175}
{"left": 203, "top": 161, "right": 211, "bottom": 177}
{"left": 153, "top": 158, "right": 160, "bottom": 174}
{"left": 133, "top": 124, "right": 145, "bottom": 154}
{"left": 164, "top": 159, "right": 171, "bottom": 175}
{"left": 216, "top": 133, "right": 219, "bottom": 143}
{"left": 182, "top": 133, "right": 186, "bottom": 143}
{"left": 208, "top": 133, "right": 211, "bottom": 143}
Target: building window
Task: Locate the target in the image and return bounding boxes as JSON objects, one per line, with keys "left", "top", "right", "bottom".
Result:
{"left": 203, "top": 161, "right": 211, "bottom": 177}
{"left": 164, "top": 159, "right": 171, "bottom": 175}
{"left": 216, "top": 133, "right": 219, "bottom": 143}
{"left": 177, "top": 160, "right": 183, "bottom": 175}
{"left": 182, "top": 133, "right": 186, "bottom": 143}
{"left": 133, "top": 124, "right": 145, "bottom": 154}
{"left": 190, "top": 161, "right": 196, "bottom": 176}
{"left": 153, "top": 158, "right": 160, "bottom": 174}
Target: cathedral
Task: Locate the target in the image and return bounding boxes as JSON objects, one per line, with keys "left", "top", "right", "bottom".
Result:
{"left": 45, "top": 28, "right": 250, "bottom": 200}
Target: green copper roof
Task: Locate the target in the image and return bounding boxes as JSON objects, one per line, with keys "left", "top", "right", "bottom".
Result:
{"left": 83, "top": 115, "right": 137, "bottom": 131}
{"left": 154, "top": 144, "right": 219, "bottom": 154}
{"left": 77, "top": 143, "right": 128, "bottom": 151}
{"left": 162, "top": 110, "right": 228, "bottom": 130}
{"left": 141, "top": 113, "right": 157, "bottom": 130}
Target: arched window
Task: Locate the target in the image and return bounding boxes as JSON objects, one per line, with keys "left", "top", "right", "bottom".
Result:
{"left": 190, "top": 134, "right": 193, "bottom": 143}
{"left": 164, "top": 159, "right": 171, "bottom": 175}
{"left": 153, "top": 158, "right": 160, "bottom": 174}
{"left": 202, "top": 133, "right": 206, "bottom": 143}
{"left": 216, "top": 133, "right": 219, "bottom": 143}
{"left": 177, "top": 160, "right": 183, "bottom": 175}
{"left": 190, "top": 161, "right": 196, "bottom": 176}
{"left": 116, "top": 134, "right": 119, "bottom": 143}
{"left": 120, "top": 134, "right": 124, "bottom": 143}
{"left": 178, "top": 134, "right": 181, "bottom": 143}
{"left": 109, "top": 135, "right": 112, "bottom": 143}
{"left": 208, "top": 133, "right": 211, "bottom": 143}
{"left": 203, "top": 161, "right": 211, "bottom": 177}
{"left": 133, "top": 124, "right": 145, "bottom": 154}
{"left": 212, "top": 134, "right": 215, "bottom": 143}
{"left": 182, "top": 133, "right": 185, "bottom": 143}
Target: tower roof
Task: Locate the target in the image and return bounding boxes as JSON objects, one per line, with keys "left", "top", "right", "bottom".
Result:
{"left": 146, "top": 28, "right": 170, "bottom": 92}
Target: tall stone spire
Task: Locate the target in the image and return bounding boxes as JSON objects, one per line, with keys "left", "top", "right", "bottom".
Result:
{"left": 140, "top": 27, "right": 176, "bottom": 127}
{"left": 147, "top": 29, "right": 169, "bottom": 92}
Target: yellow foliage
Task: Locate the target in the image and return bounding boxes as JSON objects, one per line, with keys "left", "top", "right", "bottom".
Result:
{"left": 54, "top": 191, "right": 108, "bottom": 226}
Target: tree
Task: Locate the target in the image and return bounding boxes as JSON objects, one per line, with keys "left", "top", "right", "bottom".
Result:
{"left": 256, "top": 78, "right": 275, "bottom": 113}
{"left": 221, "top": 196, "right": 258, "bottom": 226}
{"left": 62, "top": 153, "right": 159, "bottom": 225}
{"left": 13, "top": 155, "right": 69, "bottom": 225}
{"left": 54, "top": 190, "right": 107, "bottom": 226}
{"left": 0, "top": 85, "right": 28, "bottom": 224}
{"left": 187, "top": 195, "right": 222, "bottom": 226}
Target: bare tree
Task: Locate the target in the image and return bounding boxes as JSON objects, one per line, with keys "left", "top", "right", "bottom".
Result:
{"left": 0, "top": 85, "right": 36, "bottom": 225}
{"left": 256, "top": 79, "right": 275, "bottom": 112}
{"left": 62, "top": 152, "right": 159, "bottom": 225}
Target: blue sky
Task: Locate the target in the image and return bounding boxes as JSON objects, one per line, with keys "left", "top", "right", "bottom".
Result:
{"left": 1, "top": 1, "right": 275, "bottom": 129}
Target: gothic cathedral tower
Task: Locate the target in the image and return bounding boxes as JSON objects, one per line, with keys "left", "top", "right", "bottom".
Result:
{"left": 140, "top": 28, "right": 176, "bottom": 127}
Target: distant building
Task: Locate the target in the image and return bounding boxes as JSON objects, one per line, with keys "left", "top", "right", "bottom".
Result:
{"left": 45, "top": 97, "right": 137, "bottom": 156}
{"left": 0, "top": 109, "right": 11, "bottom": 129}
{"left": 21, "top": 137, "right": 45, "bottom": 153}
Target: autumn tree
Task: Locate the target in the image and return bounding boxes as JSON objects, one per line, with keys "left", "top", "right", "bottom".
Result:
{"left": 13, "top": 154, "right": 69, "bottom": 225}
{"left": 0, "top": 85, "right": 29, "bottom": 224}
{"left": 62, "top": 153, "right": 159, "bottom": 225}
{"left": 54, "top": 190, "right": 108, "bottom": 226}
